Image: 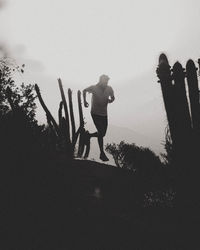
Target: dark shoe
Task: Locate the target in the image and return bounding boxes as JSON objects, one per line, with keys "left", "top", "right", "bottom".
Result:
{"left": 100, "top": 152, "right": 109, "bottom": 162}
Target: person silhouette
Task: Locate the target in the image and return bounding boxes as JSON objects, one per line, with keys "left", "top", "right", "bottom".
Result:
{"left": 83, "top": 74, "right": 115, "bottom": 161}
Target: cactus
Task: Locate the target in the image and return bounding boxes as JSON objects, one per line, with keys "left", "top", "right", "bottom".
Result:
{"left": 83, "top": 131, "right": 90, "bottom": 159}
{"left": 172, "top": 62, "right": 192, "bottom": 134}
{"left": 68, "top": 88, "right": 76, "bottom": 145}
{"left": 77, "top": 90, "right": 84, "bottom": 128}
{"left": 156, "top": 54, "right": 177, "bottom": 144}
{"left": 186, "top": 60, "right": 200, "bottom": 131}
{"left": 77, "top": 90, "right": 85, "bottom": 157}
{"left": 35, "top": 84, "right": 60, "bottom": 137}
{"left": 58, "top": 101, "right": 63, "bottom": 129}
{"left": 46, "top": 113, "right": 58, "bottom": 141}
{"left": 157, "top": 54, "right": 200, "bottom": 208}
{"left": 35, "top": 81, "right": 91, "bottom": 159}
{"left": 76, "top": 90, "right": 91, "bottom": 158}
{"left": 58, "top": 78, "right": 71, "bottom": 144}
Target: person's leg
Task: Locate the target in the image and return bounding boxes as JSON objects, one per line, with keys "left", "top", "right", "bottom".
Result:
{"left": 99, "top": 138, "right": 109, "bottom": 161}
{"left": 91, "top": 114, "right": 101, "bottom": 139}
{"left": 91, "top": 114, "right": 109, "bottom": 161}
{"left": 89, "top": 131, "right": 105, "bottom": 154}
{"left": 99, "top": 116, "right": 109, "bottom": 161}
{"left": 89, "top": 128, "right": 108, "bottom": 160}
{"left": 98, "top": 116, "right": 107, "bottom": 152}
{"left": 89, "top": 132, "right": 98, "bottom": 137}
{"left": 97, "top": 134, "right": 104, "bottom": 153}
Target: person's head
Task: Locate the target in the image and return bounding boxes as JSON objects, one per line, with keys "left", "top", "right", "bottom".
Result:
{"left": 99, "top": 74, "right": 110, "bottom": 85}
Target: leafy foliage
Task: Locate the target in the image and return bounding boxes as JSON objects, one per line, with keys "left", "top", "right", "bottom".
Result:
{"left": 106, "top": 141, "right": 162, "bottom": 172}
{"left": 160, "top": 126, "right": 174, "bottom": 166}
{"left": 106, "top": 141, "right": 174, "bottom": 207}
{"left": 0, "top": 58, "right": 48, "bottom": 163}
{"left": 0, "top": 58, "right": 36, "bottom": 122}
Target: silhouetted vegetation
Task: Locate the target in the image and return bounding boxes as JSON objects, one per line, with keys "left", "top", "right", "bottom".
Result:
{"left": 160, "top": 126, "right": 174, "bottom": 166}
{"left": 106, "top": 141, "right": 175, "bottom": 207}
{"left": 0, "top": 59, "right": 91, "bottom": 163}
{"left": 106, "top": 141, "right": 162, "bottom": 170}
{"left": 0, "top": 59, "right": 35, "bottom": 118}
{"left": 0, "top": 59, "right": 44, "bottom": 162}
{"left": 157, "top": 54, "right": 200, "bottom": 209}
{"left": 1, "top": 54, "right": 200, "bottom": 249}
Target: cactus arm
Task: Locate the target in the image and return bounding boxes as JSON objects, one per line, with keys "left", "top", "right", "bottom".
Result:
{"left": 58, "top": 101, "right": 63, "bottom": 129}
{"left": 58, "top": 78, "right": 71, "bottom": 143}
{"left": 68, "top": 88, "right": 76, "bottom": 144}
{"left": 35, "top": 84, "right": 60, "bottom": 137}
{"left": 186, "top": 60, "right": 200, "bottom": 130}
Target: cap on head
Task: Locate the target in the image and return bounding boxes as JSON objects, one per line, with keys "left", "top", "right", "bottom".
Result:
{"left": 99, "top": 74, "right": 110, "bottom": 82}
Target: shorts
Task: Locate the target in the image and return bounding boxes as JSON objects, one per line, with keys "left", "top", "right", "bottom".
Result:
{"left": 91, "top": 113, "right": 108, "bottom": 137}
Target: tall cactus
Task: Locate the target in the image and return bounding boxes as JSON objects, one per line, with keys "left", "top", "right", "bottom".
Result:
{"left": 46, "top": 113, "right": 58, "bottom": 142}
{"left": 156, "top": 54, "right": 177, "bottom": 144}
{"left": 157, "top": 54, "right": 200, "bottom": 208}
{"left": 35, "top": 84, "right": 60, "bottom": 137}
{"left": 186, "top": 60, "right": 200, "bottom": 131}
{"left": 83, "top": 131, "right": 91, "bottom": 159}
{"left": 58, "top": 78, "right": 71, "bottom": 144}
{"left": 58, "top": 101, "right": 63, "bottom": 129}
{"left": 35, "top": 81, "right": 91, "bottom": 159}
{"left": 77, "top": 90, "right": 85, "bottom": 157}
{"left": 172, "top": 62, "right": 192, "bottom": 134}
{"left": 68, "top": 88, "right": 76, "bottom": 145}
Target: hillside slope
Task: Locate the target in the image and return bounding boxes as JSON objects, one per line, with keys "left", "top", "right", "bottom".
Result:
{"left": 1, "top": 158, "right": 199, "bottom": 249}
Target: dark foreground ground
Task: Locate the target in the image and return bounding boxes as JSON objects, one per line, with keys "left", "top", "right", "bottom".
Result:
{"left": 1, "top": 155, "right": 200, "bottom": 249}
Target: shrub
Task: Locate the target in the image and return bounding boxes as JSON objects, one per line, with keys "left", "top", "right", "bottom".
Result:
{"left": 106, "top": 141, "right": 162, "bottom": 173}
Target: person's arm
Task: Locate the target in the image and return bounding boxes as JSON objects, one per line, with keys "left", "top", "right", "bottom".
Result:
{"left": 83, "top": 85, "right": 94, "bottom": 108}
{"left": 108, "top": 87, "right": 115, "bottom": 103}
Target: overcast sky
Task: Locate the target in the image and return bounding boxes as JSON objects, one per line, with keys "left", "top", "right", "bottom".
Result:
{"left": 2, "top": 0, "right": 198, "bottom": 82}
{"left": 1, "top": 0, "right": 200, "bottom": 153}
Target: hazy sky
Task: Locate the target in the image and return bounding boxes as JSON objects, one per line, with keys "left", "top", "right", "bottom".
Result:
{"left": 1, "top": 0, "right": 200, "bottom": 153}
{"left": 3, "top": 0, "right": 200, "bottom": 82}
